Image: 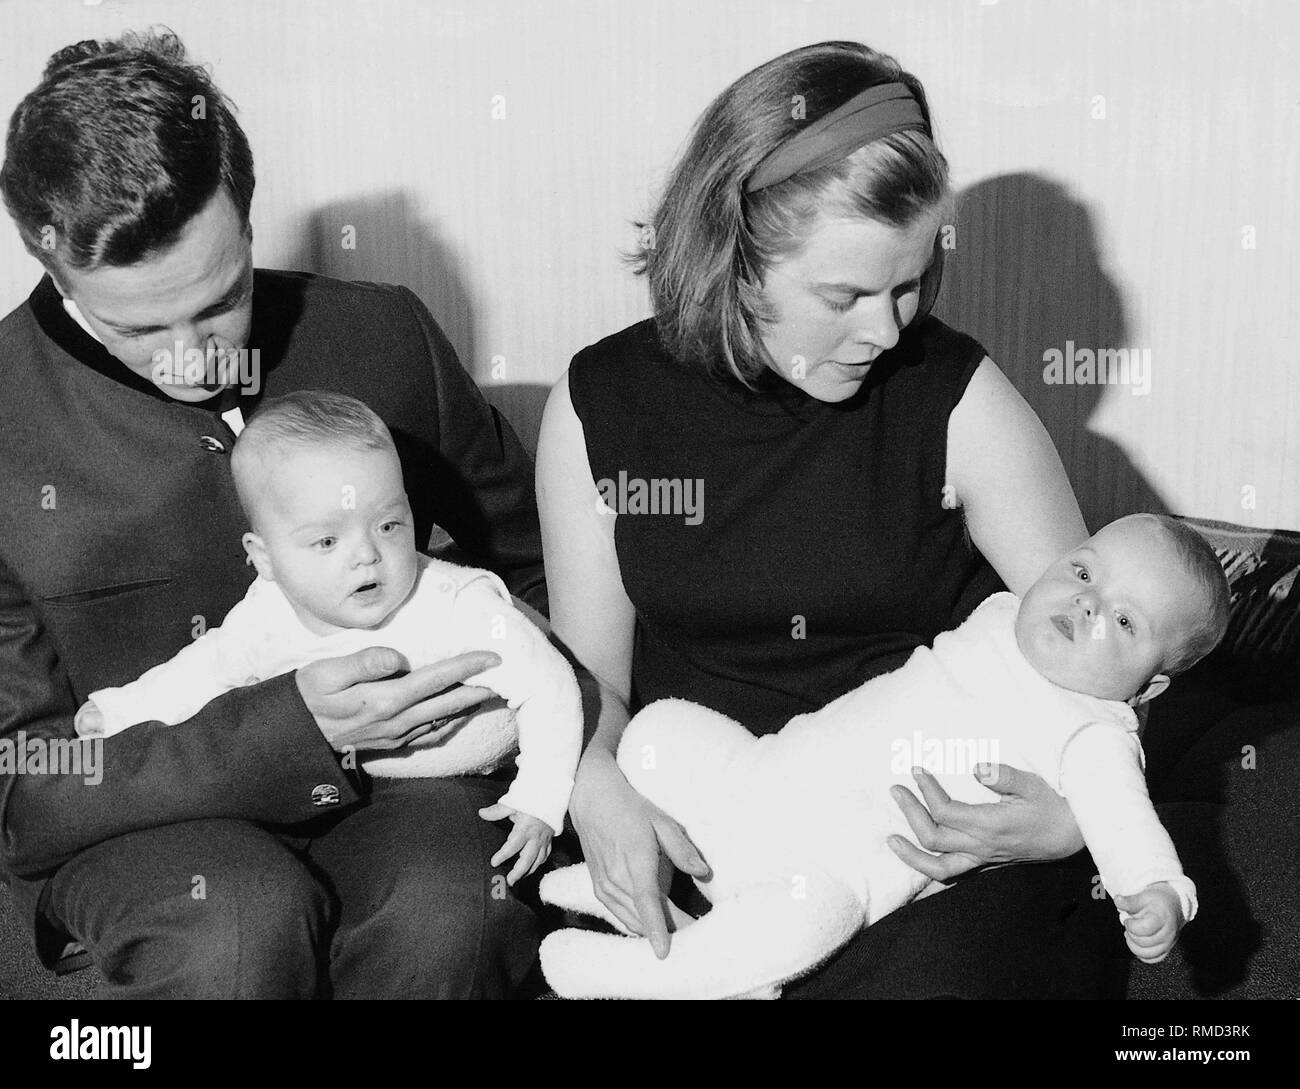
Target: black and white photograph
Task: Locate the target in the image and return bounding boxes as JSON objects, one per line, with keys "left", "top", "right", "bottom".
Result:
{"left": 0, "top": 0, "right": 1294, "bottom": 1065}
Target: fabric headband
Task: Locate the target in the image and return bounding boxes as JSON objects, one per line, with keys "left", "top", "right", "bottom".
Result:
{"left": 745, "top": 81, "right": 928, "bottom": 193}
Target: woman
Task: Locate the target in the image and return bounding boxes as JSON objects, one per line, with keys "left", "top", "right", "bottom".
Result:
{"left": 538, "top": 40, "right": 1117, "bottom": 998}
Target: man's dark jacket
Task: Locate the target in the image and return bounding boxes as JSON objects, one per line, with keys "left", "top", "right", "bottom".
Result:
{"left": 0, "top": 270, "right": 547, "bottom": 963}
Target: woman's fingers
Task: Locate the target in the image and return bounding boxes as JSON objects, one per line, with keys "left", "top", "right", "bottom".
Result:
{"left": 890, "top": 783, "right": 985, "bottom": 855}
{"left": 655, "top": 816, "right": 711, "bottom": 881}
{"left": 886, "top": 834, "right": 983, "bottom": 882}
{"left": 590, "top": 864, "right": 647, "bottom": 936}
{"left": 972, "top": 762, "right": 1034, "bottom": 798}
{"left": 631, "top": 879, "right": 673, "bottom": 959}
{"left": 910, "top": 768, "right": 995, "bottom": 831}
{"left": 597, "top": 839, "right": 673, "bottom": 957}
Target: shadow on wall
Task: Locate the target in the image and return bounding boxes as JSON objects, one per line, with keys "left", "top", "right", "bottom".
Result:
{"left": 284, "top": 191, "right": 550, "bottom": 456}
{"left": 936, "top": 173, "right": 1169, "bottom": 532}
{"left": 282, "top": 176, "right": 1172, "bottom": 506}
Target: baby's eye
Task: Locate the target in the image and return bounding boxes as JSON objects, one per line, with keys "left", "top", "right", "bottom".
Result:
{"left": 823, "top": 296, "right": 855, "bottom": 314}
{"left": 1072, "top": 563, "right": 1091, "bottom": 582}
{"left": 1116, "top": 614, "right": 1133, "bottom": 632}
{"left": 378, "top": 521, "right": 402, "bottom": 535}
{"left": 314, "top": 536, "right": 336, "bottom": 550}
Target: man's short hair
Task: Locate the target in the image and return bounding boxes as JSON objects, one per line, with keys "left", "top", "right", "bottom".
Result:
{"left": 0, "top": 28, "right": 254, "bottom": 271}
{"left": 231, "top": 391, "right": 396, "bottom": 520}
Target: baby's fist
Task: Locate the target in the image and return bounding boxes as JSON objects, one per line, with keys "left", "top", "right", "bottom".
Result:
{"left": 74, "top": 700, "right": 106, "bottom": 738}
{"left": 1114, "top": 883, "right": 1184, "bottom": 964}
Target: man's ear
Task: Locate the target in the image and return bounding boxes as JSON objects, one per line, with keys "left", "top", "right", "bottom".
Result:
{"left": 1129, "top": 673, "right": 1171, "bottom": 707}
{"left": 242, "top": 532, "right": 274, "bottom": 581}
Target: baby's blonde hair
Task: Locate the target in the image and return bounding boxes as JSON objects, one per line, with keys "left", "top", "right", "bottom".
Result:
{"left": 230, "top": 390, "right": 395, "bottom": 525}
{"left": 1132, "top": 514, "right": 1230, "bottom": 676}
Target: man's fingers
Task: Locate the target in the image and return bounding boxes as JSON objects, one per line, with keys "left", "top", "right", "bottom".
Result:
{"left": 404, "top": 651, "right": 503, "bottom": 693}
{"left": 311, "top": 645, "right": 410, "bottom": 694}
{"left": 383, "top": 684, "right": 496, "bottom": 741}
{"left": 886, "top": 834, "right": 982, "bottom": 882}
{"left": 372, "top": 651, "right": 501, "bottom": 713}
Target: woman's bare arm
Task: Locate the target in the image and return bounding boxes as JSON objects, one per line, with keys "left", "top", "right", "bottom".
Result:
{"left": 536, "top": 370, "right": 708, "bottom": 955}
{"left": 948, "top": 357, "right": 1089, "bottom": 592}
{"left": 889, "top": 357, "right": 1089, "bottom": 880}
{"left": 536, "top": 369, "right": 636, "bottom": 735}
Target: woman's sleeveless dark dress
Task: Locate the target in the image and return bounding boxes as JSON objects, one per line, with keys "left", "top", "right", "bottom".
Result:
{"left": 567, "top": 315, "right": 1119, "bottom": 999}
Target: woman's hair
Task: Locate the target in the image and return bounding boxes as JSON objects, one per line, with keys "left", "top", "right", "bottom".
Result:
{"left": 0, "top": 28, "right": 254, "bottom": 271}
{"left": 631, "top": 41, "right": 951, "bottom": 384}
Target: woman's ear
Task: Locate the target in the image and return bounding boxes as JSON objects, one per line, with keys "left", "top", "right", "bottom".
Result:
{"left": 242, "top": 532, "right": 274, "bottom": 581}
{"left": 1129, "top": 673, "right": 1171, "bottom": 707}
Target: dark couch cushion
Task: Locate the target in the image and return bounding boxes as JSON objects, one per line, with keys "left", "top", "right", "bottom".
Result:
{"left": 1181, "top": 517, "right": 1300, "bottom": 703}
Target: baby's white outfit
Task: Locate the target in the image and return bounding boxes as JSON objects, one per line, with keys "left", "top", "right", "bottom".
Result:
{"left": 539, "top": 591, "right": 1195, "bottom": 998}
{"left": 84, "top": 554, "right": 581, "bottom": 833}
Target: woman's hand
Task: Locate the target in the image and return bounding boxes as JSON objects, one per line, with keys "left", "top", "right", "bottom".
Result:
{"left": 568, "top": 750, "right": 710, "bottom": 959}
{"left": 886, "top": 763, "right": 1083, "bottom": 882}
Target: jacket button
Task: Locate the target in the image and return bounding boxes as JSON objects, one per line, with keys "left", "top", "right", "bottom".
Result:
{"left": 199, "top": 436, "right": 225, "bottom": 452}
{"left": 311, "top": 783, "right": 341, "bottom": 807}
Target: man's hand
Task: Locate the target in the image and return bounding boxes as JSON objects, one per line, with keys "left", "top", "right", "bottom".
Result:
{"left": 479, "top": 804, "right": 553, "bottom": 885}
{"left": 296, "top": 646, "right": 501, "bottom": 753}
{"left": 886, "top": 763, "right": 1084, "bottom": 882}
{"left": 1114, "top": 883, "right": 1184, "bottom": 964}
{"left": 568, "top": 750, "right": 710, "bottom": 959}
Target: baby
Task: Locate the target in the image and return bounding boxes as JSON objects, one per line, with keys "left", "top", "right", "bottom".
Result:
{"left": 539, "top": 513, "right": 1231, "bottom": 998}
{"left": 76, "top": 390, "right": 582, "bottom": 884}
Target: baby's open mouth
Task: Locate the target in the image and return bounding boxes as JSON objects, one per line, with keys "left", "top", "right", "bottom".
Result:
{"left": 1051, "top": 614, "right": 1075, "bottom": 640}
{"left": 352, "top": 581, "right": 381, "bottom": 597}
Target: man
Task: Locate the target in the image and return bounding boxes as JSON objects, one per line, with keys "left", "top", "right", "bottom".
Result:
{"left": 0, "top": 30, "right": 547, "bottom": 997}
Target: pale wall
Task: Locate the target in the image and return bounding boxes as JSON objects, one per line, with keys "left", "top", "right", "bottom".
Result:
{"left": 1, "top": 0, "right": 1295, "bottom": 530}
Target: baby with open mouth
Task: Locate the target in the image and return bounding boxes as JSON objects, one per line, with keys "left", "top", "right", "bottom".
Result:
{"left": 76, "top": 390, "right": 581, "bottom": 884}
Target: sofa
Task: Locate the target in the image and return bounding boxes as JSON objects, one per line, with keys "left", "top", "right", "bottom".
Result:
{"left": 2, "top": 516, "right": 1296, "bottom": 999}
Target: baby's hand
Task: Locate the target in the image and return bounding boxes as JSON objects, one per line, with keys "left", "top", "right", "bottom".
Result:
{"left": 478, "top": 803, "right": 553, "bottom": 886}
{"left": 1113, "top": 882, "right": 1185, "bottom": 964}
{"left": 74, "top": 700, "right": 106, "bottom": 738}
